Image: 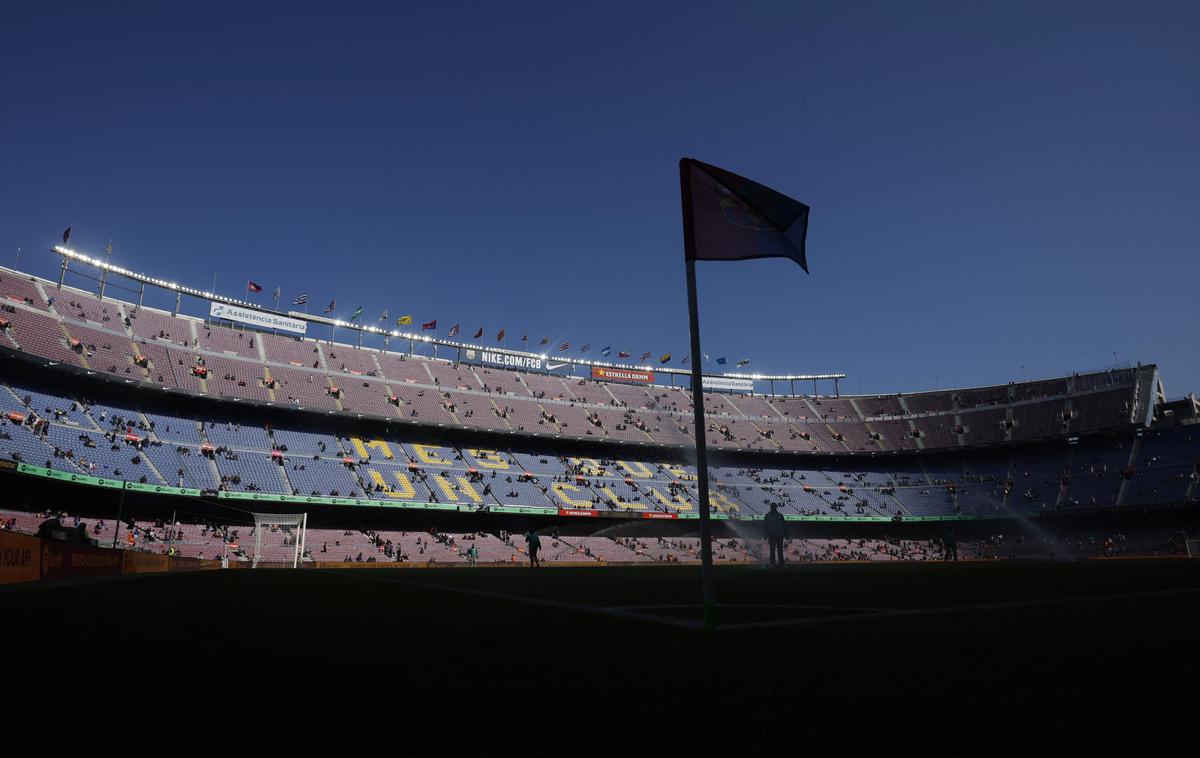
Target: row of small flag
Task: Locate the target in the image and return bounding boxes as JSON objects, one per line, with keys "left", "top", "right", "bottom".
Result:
{"left": 243, "top": 283, "right": 752, "bottom": 367}
{"left": 245, "top": 283, "right": 410, "bottom": 324}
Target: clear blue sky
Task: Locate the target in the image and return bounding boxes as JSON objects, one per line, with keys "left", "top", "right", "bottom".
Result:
{"left": 2, "top": 1, "right": 1196, "bottom": 396}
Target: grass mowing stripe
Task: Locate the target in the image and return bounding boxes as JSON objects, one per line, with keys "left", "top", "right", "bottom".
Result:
{"left": 315, "top": 568, "right": 706, "bottom": 630}
{"left": 717, "top": 585, "right": 1200, "bottom": 631}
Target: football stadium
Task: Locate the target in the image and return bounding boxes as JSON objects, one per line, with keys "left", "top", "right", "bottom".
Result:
{"left": 2, "top": 248, "right": 1198, "bottom": 750}
{"left": 2, "top": 249, "right": 1196, "bottom": 563}
{"left": 4, "top": 2, "right": 1198, "bottom": 753}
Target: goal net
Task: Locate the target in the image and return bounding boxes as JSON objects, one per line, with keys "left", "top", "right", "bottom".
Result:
{"left": 250, "top": 512, "right": 308, "bottom": 568}
{"left": 1186, "top": 539, "right": 1200, "bottom": 559}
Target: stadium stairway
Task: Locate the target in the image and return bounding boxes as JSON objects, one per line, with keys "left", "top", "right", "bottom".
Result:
{"left": 199, "top": 428, "right": 224, "bottom": 485}
{"left": 275, "top": 456, "right": 295, "bottom": 495}
{"left": 138, "top": 449, "right": 169, "bottom": 486}
{"left": 262, "top": 366, "right": 277, "bottom": 403}
{"left": 313, "top": 342, "right": 330, "bottom": 371}
{"left": 185, "top": 317, "right": 199, "bottom": 351}
{"left": 133, "top": 413, "right": 171, "bottom": 485}
{"left": 1054, "top": 446, "right": 1073, "bottom": 510}
{"left": 1115, "top": 435, "right": 1142, "bottom": 508}
{"left": 57, "top": 320, "right": 88, "bottom": 370}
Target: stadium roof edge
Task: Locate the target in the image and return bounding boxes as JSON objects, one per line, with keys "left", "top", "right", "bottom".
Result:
{"left": 44, "top": 246, "right": 845, "bottom": 383}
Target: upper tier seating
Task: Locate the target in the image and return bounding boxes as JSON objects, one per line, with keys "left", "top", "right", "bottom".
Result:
{"left": 0, "top": 269, "right": 1152, "bottom": 455}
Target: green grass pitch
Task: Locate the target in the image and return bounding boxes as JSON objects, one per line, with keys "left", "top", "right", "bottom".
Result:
{"left": 4, "top": 559, "right": 1198, "bottom": 753}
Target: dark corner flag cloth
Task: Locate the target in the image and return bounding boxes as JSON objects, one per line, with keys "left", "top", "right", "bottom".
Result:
{"left": 683, "top": 158, "right": 810, "bottom": 273}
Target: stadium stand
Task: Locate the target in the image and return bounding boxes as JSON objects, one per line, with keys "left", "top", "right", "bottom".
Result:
{"left": 0, "top": 368, "right": 1194, "bottom": 520}
{"left": 2, "top": 267, "right": 1159, "bottom": 457}
{"left": 0, "top": 263, "right": 1195, "bottom": 571}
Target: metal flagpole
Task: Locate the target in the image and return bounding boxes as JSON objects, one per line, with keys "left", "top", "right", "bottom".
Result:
{"left": 680, "top": 160, "right": 717, "bottom": 630}
{"left": 98, "top": 240, "right": 112, "bottom": 300}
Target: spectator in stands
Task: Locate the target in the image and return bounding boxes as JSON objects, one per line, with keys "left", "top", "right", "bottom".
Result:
{"left": 764, "top": 504, "right": 786, "bottom": 566}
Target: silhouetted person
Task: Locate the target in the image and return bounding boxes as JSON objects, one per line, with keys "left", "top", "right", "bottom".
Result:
{"left": 525, "top": 530, "right": 541, "bottom": 568}
{"left": 943, "top": 527, "right": 958, "bottom": 562}
{"left": 764, "top": 504, "right": 786, "bottom": 566}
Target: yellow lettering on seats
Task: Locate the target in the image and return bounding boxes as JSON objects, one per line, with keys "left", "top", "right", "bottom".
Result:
{"left": 648, "top": 486, "right": 693, "bottom": 511}
{"left": 661, "top": 463, "right": 692, "bottom": 480}
{"left": 368, "top": 469, "right": 416, "bottom": 499}
{"left": 596, "top": 485, "right": 640, "bottom": 510}
{"left": 412, "top": 444, "right": 452, "bottom": 466}
{"left": 568, "top": 457, "right": 604, "bottom": 476}
{"left": 709, "top": 492, "right": 741, "bottom": 513}
{"left": 432, "top": 475, "right": 484, "bottom": 503}
{"left": 351, "top": 437, "right": 394, "bottom": 460}
{"left": 552, "top": 482, "right": 593, "bottom": 509}
{"left": 469, "top": 449, "right": 509, "bottom": 469}
{"left": 618, "top": 460, "right": 655, "bottom": 478}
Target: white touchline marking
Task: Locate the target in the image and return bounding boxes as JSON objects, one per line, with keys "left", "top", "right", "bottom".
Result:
{"left": 316, "top": 569, "right": 706, "bottom": 630}
{"left": 604, "top": 603, "right": 888, "bottom": 613}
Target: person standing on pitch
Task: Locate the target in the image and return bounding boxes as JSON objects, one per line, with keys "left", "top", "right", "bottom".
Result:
{"left": 943, "top": 527, "right": 958, "bottom": 562}
{"left": 764, "top": 504, "right": 787, "bottom": 566}
{"left": 525, "top": 530, "right": 541, "bottom": 568}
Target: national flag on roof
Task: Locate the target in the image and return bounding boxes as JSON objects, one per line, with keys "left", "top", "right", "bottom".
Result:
{"left": 497, "top": 329, "right": 505, "bottom": 342}
{"left": 558, "top": 341, "right": 570, "bottom": 352}
{"left": 716, "top": 357, "right": 727, "bottom": 365}
{"left": 641, "top": 351, "right": 652, "bottom": 361}
{"left": 324, "top": 299, "right": 336, "bottom": 314}
{"left": 539, "top": 336, "right": 550, "bottom": 346}
{"left": 62, "top": 226, "right": 72, "bottom": 244}
{"left": 379, "top": 309, "right": 389, "bottom": 323}
{"left": 521, "top": 334, "right": 528, "bottom": 342}
{"left": 272, "top": 286, "right": 281, "bottom": 301}
{"left": 681, "top": 355, "right": 690, "bottom": 364}
{"left": 737, "top": 358, "right": 750, "bottom": 367}
{"left": 293, "top": 292, "right": 309, "bottom": 305}
{"left": 660, "top": 353, "right": 671, "bottom": 364}
{"left": 448, "top": 323, "right": 460, "bottom": 337}
{"left": 350, "top": 306, "right": 363, "bottom": 322}
{"left": 473, "top": 326, "right": 484, "bottom": 339}
{"left": 396, "top": 315, "right": 413, "bottom": 326}
{"left": 681, "top": 158, "right": 810, "bottom": 273}
{"left": 422, "top": 319, "right": 437, "bottom": 331}
{"left": 601, "top": 346, "right": 611, "bottom": 357}
{"left": 580, "top": 344, "right": 590, "bottom": 353}
{"left": 618, "top": 351, "right": 630, "bottom": 358}
{"left": 247, "top": 281, "right": 263, "bottom": 293}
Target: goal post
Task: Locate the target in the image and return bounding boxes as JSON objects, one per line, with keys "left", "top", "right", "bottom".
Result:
{"left": 249, "top": 512, "right": 308, "bottom": 568}
{"left": 1186, "top": 539, "right": 1200, "bottom": 559}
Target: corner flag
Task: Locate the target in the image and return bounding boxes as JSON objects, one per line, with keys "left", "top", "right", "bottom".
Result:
{"left": 682, "top": 158, "right": 810, "bottom": 272}
{"left": 678, "top": 157, "right": 812, "bottom": 631}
